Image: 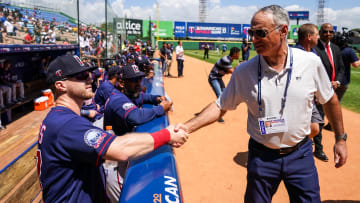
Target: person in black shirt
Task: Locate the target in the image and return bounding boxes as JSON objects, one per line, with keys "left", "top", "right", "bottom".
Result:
{"left": 208, "top": 47, "right": 240, "bottom": 123}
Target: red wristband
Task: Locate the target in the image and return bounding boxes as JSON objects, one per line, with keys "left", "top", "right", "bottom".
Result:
{"left": 150, "top": 129, "right": 171, "bottom": 149}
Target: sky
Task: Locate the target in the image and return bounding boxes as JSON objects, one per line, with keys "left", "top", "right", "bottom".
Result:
{"left": 7, "top": 0, "right": 360, "bottom": 29}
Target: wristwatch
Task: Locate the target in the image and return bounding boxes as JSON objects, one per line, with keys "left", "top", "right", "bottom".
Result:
{"left": 335, "top": 133, "right": 347, "bottom": 141}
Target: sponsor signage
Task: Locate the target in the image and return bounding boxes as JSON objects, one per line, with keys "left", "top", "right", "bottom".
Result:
{"left": 290, "top": 25, "right": 300, "bottom": 39}
{"left": 187, "top": 22, "right": 241, "bottom": 39}
{"left": 114, "top": 18, "right": 143, "bottom": 36}
{"left": 174, "top": 21, "right": 186, "bottom": 38}
{"left": 242, "top": 24, "right": 251, "bottom": 39}
{"left": 143, "top": 20, "right": 174, "bottom": 38}
{"left": 288, "top": 11, "right": 309, "bottom": 20}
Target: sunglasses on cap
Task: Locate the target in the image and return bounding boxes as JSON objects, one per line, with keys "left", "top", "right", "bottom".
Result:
{"left": 321, "top": 30, "right": 334, "bottom": 34}
{"left": 62, "top": 71, "right": 90, "bottom": 81}
{"left": 248, "top": 26, "right": 281, "bottom": 38}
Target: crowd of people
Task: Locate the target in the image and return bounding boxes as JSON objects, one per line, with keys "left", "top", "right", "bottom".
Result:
{"left": 0, "top": 4, "right": 76, "bottom": 45}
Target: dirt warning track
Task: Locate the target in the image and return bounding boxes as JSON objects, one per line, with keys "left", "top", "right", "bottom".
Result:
{"left": 164, "top": 54, "right": 360, "bottom": 203}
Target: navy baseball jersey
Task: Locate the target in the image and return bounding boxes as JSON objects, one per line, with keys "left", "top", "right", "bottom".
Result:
{"left": 82, "top": 98, "right": 103, "bottom": 122}
{"left": 341, "top": 46, "right": 359, "bottom": 85}
{"left": 104, "top": 89, "right": 163, "bottom": 135}
{"left": 37, "top": 106, "right": 116, "bottom": 202}
{"left": 94, "top": 80, "right": 116, "bottom": 113}
{"left": 209, "top": 55, "right": 232, "bottom": 80}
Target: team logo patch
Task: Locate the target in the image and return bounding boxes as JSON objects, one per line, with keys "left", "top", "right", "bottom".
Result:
{"left": 55, "top": 69, "right": 63, "bottom": 77}
{"left": 84, "top": 129, "right": 107, "bottom": 149}
{"left": 131, "top": 65, "right": 140, "bottom": 73}
{"left": 122, "top": 102, "right": 135, "bottom": 110}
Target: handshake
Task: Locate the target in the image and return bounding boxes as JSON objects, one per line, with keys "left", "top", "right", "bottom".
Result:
{"left": 165, "top": 123, "right": 189, "bottom": 148}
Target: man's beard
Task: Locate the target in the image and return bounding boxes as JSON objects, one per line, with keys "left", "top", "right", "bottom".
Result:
{"left": 124, "top": 89, "right": 140, "bottom": 99}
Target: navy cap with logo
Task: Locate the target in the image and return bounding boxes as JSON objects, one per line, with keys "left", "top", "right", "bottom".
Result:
{"left": 120, "top": 64, "right": 145, "bottom": 79}
{"left": 46, "top": 55, "right": 95, "bottom": 84}
{"left": 108, "top": 66, "right": 121, "bottom": 78}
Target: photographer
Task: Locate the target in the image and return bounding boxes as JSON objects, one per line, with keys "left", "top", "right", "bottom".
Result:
{"left": 241, "top": 38, "right": 250, "bottom": 61}
{"left": 332, "top": 29, "right": 360, "bottom": 102}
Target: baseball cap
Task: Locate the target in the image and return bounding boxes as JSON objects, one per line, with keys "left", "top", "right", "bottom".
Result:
{"left": 108, "top": 66, "right": 120, "bottom": 78}
{"left": 121, "top": 64, "right": 145, "bottom": 79}
{"left": 46, "top": 55, "right": 95, "bottom": 84}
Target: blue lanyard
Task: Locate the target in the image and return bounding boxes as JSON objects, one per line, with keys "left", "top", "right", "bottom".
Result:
{"left": 257, "top": 48, "right": 293, "bottom": 114}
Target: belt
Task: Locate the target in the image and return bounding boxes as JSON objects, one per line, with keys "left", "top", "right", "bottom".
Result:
{"left": 251, "top": 136, "right": 309, "bottom": 155}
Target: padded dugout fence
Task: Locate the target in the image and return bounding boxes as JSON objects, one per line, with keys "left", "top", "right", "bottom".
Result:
{"left": 119, "top": 60, "right": 183, "bottom": 203}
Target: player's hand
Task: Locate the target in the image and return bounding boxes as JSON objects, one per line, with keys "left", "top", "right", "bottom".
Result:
{"left": 88, "top": 110, "right": 98, "bottom": 118}
{"left": 157, "top": 96, "right": 167, "bottom": 104}
{"left": 166, "top": 125, "right": 188, "bottom": 147}
{"left": 174, "top": 123, "right": 190, "bottom": 133}
{"left": 331, "top": 81, "right": 339, "bottom": 89}
{"left": 333, "top": 140, "right": 347, "bottom": 168}
{"left": 160, "top": 100, "right": 173, "bottom": 112}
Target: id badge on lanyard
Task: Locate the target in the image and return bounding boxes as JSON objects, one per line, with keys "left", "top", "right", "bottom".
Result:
{"left": 258, "top": 116, "right": 288, "bottom": 135}
{"left": 257, "top": 48, "right": 293, "bottom": 135}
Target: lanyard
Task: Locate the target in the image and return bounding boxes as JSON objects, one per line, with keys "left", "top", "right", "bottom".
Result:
{"left": 257, "top": 48, "right": 293, "bottom": 114}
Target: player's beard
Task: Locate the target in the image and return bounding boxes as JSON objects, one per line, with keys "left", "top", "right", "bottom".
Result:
{"left": 68, "top": 83, "right": 94, "bottom": 101}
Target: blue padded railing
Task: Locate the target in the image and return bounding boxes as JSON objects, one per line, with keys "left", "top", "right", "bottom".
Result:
{"left": 119, "top": 60, "right": 183, "bottom": 203}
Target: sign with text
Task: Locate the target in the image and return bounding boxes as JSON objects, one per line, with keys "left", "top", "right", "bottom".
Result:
{"left": 174, "top": 21, "right": 186, "bottom": 38}
{"left": 242, "top": 24, "right": 251, "bottom": 39}
{"left": 187, "top": 22, "right": 241, "bottom": 39}
{"left": 288, "top": 11, "right": 309, "bottom": 20}
{"left": 113, "top": 18, "right": 143, "bottom": 36}
{"left": 143, "top": 20, "right": 173, "bottom": 38}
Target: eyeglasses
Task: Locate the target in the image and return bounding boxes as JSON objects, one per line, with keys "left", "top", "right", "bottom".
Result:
{"left": 248, "top": 26, "right": 280, "bottom": 38}
{"left": 321, "top": 30, "right": 334, "bottom": 34}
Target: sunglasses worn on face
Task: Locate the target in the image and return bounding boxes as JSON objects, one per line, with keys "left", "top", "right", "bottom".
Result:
{"left": 248, "top": 26, "right": 280, "bottom": 38}
{"left": 67, "top": 71, "right": 90, "bottom": 81}
{"left": 321, "top": 30, "right": 334, "bottom": 34}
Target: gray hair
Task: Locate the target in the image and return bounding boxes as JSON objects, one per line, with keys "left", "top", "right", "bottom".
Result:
{"left": 256, "top": 5, "right": 289, "bottom": 26}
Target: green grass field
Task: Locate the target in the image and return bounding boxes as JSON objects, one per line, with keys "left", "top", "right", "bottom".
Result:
{"left": 185, "top": 50, "right": 360, "bottom": 113}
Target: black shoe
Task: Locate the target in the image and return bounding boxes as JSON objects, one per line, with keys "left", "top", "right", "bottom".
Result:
{"left": 314, "top": 150, "right": 329, "bottom": 162}
{"left": 218, "top": 118, "right": 225, "bottom": 123}
{"left": 323, "top": 123, "right": 333, "bottom": 131}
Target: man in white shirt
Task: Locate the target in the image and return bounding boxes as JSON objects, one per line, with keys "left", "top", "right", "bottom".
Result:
{"left": 175, "top": 5, "right": 347, "bottom": 202}
{"left": 175, "top": 41, "right": 184, "bottom": 77}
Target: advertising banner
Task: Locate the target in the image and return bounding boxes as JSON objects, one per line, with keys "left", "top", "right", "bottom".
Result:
{"left": 288, "top": 11, "right": 309, "bottom": 20}
{"left": 290, "top": 25, "right": 301, "bottom": 39}
{"left": 242, "top": 24, "right": 251, "bottom": 39}
{"left": 113, "top": 18, "right": 143, "bottom": 36}
{"left": 174, "top": 21, "right": 186, "bottom": 38}
{"left": 186, "top": 22, "right": 241, "bottom": 39}
{"left": 143, "top": 20, "right": 174, "bottom": 38}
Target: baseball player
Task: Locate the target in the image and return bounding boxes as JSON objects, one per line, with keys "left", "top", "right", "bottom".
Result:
{"left": 208, "top": 47, "right": 240, "bottom": 122}
{"left": 37, "top": 55, "right": 187, "bottom": 202}
{"left": 94, "top": 66, "right": 122, "bottom": 114}
{"left": 104, "top": 64, "right": 172, "bottom": 136}
{"left": 104, "top": 63, "right": 172, "bottom": 202}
